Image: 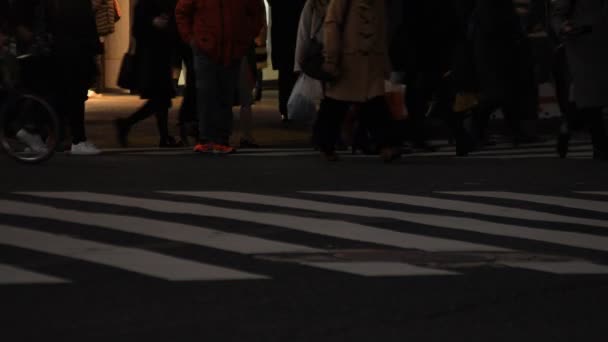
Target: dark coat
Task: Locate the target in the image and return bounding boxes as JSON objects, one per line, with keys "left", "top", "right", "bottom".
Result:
{"left": 553, "top": 0, "right": 608, "bottom": 108}
{"left": 472, "top": 0, "right": 537, "bottom": 116}
{"left": 267, "top": 0, "right": 306, "bottom": 70}
{"left": 387, "top": 0, "right": 459, "bottom": 74}
{"left": 133, "top": 0, "right": 179, "bottom": 102}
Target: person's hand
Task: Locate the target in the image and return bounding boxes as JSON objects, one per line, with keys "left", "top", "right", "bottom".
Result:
{"left": 322, "top": 62, "right": 339, "bottom": 79}
{"left": 153, "top": 14, "right": 169, "bottom": 29}
{"left": 254, "top": 36, "right": 265, "bottom": 47}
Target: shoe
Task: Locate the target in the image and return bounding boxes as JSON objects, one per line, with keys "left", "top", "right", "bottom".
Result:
{"left": 159, "top": 136, "right": 183, "bottom": 148}
{"left": 557, "top": 133, "right": 570, "bottom": 159}
{"left": 193, "top": 142, "right": 214, "bottom": 153}
{"left": 380, "top": 147, "right": 401, "bottom": 163}
{"left": 213, "top": 143, "right": 236, "bottom": 155}
{"left": 16, "top": 129, "right": 48, "bottom": 153}
{"left": 113, "top": 118, "right": 129, "bottom": 148}
{"left": 71, "top": 141, "right": 101, "bottom": 155}
{"left": 240, "top": 139, "right": 260, "bottom": 149}
{"left": 321, "top": 151, "right": 339, "bottom": 162}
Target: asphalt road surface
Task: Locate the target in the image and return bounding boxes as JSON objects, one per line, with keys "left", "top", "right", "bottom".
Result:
{"left": 1, "top": 139, "right": 608, "bottom": 341}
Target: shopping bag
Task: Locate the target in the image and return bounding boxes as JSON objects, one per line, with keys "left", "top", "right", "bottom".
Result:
{"left": 384, "top": 81, "right": 408, "bottom": 120}
{"left": 287, "top": 74, "right": 322, "bottom": 122}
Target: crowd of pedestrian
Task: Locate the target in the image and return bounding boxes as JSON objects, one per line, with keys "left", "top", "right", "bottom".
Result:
{"left": 0, "top": 0, "right": 606, "bottom": 161}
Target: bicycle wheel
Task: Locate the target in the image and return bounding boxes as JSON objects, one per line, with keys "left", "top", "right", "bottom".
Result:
{"left": 0, "top": 94, "right": 60, "bottom": 164}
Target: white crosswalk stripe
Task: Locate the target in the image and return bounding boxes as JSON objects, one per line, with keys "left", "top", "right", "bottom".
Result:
{"left": 301, "top": 262, "right": 459, "bottom": 277}
{"left": 0, "top": 199, "right": 321, "bottom": 255}
{"left": 0, "top": 224, "right": 267, "bottom": 281}
{"left": 500, "top": 261, "right": 608, "bottom": 275}
{"left": 302, "top": 191, "right": 608, "bottom": 229}
{"left": 19, "top": 192, "right": 506, "bottom": 253}
{"left": 440, "top": 191, "right": 608, "bottom": 214}
{"left": 576, "top": 191, "right": 608, "bottom": 197}
{"left": 168, "top": 192, "right": 608, "bottom": 252}
{"left": 2, "top": 189, "right": 608, "bottom": 284}
{"left": 0, "top": 263, "right": 68, "bottom": 285}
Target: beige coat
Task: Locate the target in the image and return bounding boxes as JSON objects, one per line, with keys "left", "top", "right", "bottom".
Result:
{"left": 322, "top": 0, "right": 390, "bottom": 102}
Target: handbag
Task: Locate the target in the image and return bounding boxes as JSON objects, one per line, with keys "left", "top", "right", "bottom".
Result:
{"left": 300, "top": 0, "right": 351, "bottom": 82}
{"left": 117, "top": 53, "right": 135, "bottom": 90}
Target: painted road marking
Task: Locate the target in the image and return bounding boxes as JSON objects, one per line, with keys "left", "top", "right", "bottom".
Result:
{"left": 0, "top": 263, "right": 68, "bottom": 285}
{"left": 303, "top": 191, "right": 608, "bottom": 229}
{"left": 0, "top": 225, "right": 267, "bottom": 281}
{"left": 501, "top": 261, "right": 608, "bottom": 274}
{"left": 0, "top": 199, "right": 321, "bottom": 255}
{"left": 21, "top": 192, "right": 507, "bottom": 252}
{"left": 441, "top": 191, "right": 608, "bottom": 214}
{"left": 301, "top": 262, "right": 459, "bottom": 277}
{"left": 176, "top": 192, "right": 608, "bottom": 252}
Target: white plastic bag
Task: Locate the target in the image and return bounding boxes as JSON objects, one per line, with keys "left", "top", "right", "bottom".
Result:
{"left": 288, "top": 74, "right": 323, "bottom": 122}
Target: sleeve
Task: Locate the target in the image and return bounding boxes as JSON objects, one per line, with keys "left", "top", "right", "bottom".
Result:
{"left": 294, "top": 0, "right": 313, "bottom": 72}
{"left": 175, "top": 0, "right": 195, "bottom": 43}
{"left": 323, "top": 0, "right": 349, "bottom": 75}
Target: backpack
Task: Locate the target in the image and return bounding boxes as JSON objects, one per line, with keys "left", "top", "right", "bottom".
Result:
{"left": 300, "top": 0, "right": 350, "bottom": 82}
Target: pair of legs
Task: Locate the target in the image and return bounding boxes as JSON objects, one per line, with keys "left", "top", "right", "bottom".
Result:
{"left": 193, "top": 50, "right": 240, "bottom": 147}
{"left": 178, "top": 44, "right": 198, "bottom": 145}
{"left": 117, "top": 96, "right": 175, "bottom": 147}
{"left": 313, "top": 96, "right": 398, "bottom": 159}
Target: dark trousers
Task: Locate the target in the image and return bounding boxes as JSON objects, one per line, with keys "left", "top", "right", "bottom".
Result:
{"left": 314, "top": 96, "right": 396, "bottom": 153}
{"left": 124, "top": 97, "right": 171, "bottom": 141}
{"left": 278, "top": 67, "right": 298, "bottom": 116}
{"left": 54, "top": 56, "right": 96, "bottom": 145}
{"left": 193, "top": 50, "right": 240, "bottom": 145}
{"left": 580, "top": 107, "right": 608, "bottom": 152}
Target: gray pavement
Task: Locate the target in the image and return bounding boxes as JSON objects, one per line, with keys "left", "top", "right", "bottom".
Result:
{"left": 85, "top": 90, "right": 312, "bottom": 149}
{"left": 1, "top": 94, "right": 608, "bottom": 341}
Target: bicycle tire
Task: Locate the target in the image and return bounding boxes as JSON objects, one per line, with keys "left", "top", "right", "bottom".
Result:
{"left": 0, "top": 94, "right": 60, "bottom": 164}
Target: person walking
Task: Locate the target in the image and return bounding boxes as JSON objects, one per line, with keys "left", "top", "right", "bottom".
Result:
{"left": 314, "top": 0, "right": 399, "bottom": 162}
{"left": 175, "top": 0, "right": 263, "bottom": 154}
{"left": 13, "top": 0, "right": 102, "bottom": 155}
{"left": 267, "top": 0, "right": 307, "bottom": 124}
{"left": 114, "top": 0, "right": 181, "bottom": 148}
{"left": 553, "top": 0, "right": 608, "bottom": 160}
{"left": 468, "top": 0, "right": 539, "bottom": 149}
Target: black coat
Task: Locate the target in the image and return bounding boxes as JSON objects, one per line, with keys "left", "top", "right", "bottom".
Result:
{"left": 387, "top": 0, "right": 459, "bottom": 73}
{"left": 133, "top": 0, "right": 179, "bottom": 101}
{"left": 472, "top": 0, "right": 536, "bottom": 114}
{"left": 267, "top": 0, "right": 306, "bottom": 71}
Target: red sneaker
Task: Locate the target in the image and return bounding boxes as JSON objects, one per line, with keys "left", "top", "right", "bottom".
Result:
{"left": 213, "top": 143, "right": 236, "bottom": 155}
{"left": 193, "top": 142, "right": 213, "bottom": 153}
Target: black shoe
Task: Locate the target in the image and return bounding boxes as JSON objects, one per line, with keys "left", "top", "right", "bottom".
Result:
{"left": 113, "top": 118, "right": 129, "bottom": 148}
{"left": 557, "top": 133, "right": 570, "bottom": 159}
{"left": 240, "top": 139, "right": 260, "bottom": 148}
{"left": 380, "top": 147, "right": 401, "bottom": 163}
{"left": 321, "top": 151, "right": 339, "bottom": 162}
{"left": 159, "top": 136, "right": 183, "bottom": 148}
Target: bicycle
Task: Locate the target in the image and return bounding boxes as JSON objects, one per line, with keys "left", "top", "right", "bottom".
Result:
{"left": 0, "top": 53, "right": 60, "bottom": 164}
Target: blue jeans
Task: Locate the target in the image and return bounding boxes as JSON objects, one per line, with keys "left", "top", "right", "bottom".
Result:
{"left": 193, "top": 50, "right": 240, "bottom": 145}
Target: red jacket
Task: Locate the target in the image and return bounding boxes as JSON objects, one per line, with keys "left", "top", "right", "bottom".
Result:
{"left": 175, "top": 0, "right": 264, "bottom": 65}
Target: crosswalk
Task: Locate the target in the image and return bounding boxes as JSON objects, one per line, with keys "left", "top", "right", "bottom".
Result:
{"left": 1, "top": 190, "right": 608, "bottom": 285}
{"left": 105, "top": 139, "right": 596, "bottom": 160}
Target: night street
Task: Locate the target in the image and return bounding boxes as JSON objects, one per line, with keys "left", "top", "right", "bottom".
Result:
{"left": 1, "top": 138, "right": 608, "bottom": 341}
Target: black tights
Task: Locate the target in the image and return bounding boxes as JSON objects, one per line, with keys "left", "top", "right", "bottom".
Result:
{"left": 124, "top": 98, "right": 171, "bottom": 141}
{"left": 313, "top": 96, "right": 396, "bottom": 153}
